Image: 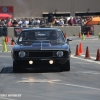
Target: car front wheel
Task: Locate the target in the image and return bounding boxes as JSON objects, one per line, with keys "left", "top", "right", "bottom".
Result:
{"left": 61, "top": 59, "right": 70, "bottom": 71}
{"left": 13, "top": 61, "right": 22, "bottom": 73}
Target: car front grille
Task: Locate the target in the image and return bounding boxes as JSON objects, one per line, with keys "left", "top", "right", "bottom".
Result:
{"left": 14, "top": 50, "right": 68, "bottom": 58}
{"left": 29, "top": 51, "right": 53, "bottom": 57}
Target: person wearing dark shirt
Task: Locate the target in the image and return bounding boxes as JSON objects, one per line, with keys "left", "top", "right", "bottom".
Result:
{"left": 47, "top": 31, "right": 57, "bottom": 40}
{"left": 12, "top": 18, "right": 18, "bottom": 27}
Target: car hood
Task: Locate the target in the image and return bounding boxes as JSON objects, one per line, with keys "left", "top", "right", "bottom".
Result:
{"left": 13, "top": 41, "right": 69, "bottom": 51}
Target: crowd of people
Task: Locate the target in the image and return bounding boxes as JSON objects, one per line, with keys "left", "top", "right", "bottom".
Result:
{"left": 0, "top": 16, "right": 93, "bottom": 27}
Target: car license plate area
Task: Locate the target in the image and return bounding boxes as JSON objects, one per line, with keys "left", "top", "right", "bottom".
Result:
{"left": 29, "top": 51, "right": 53, "bottom": 57}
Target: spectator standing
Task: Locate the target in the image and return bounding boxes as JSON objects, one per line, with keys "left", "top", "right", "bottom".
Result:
{"left": 64, "top": 17, "right": 68, "bottom": 25}
{"left": 68, "top": 16, "right": 74, "bottom": 26}
{"left": 81, "top": 17, "right": 85, "bottom": 33}
{"left": 12, "top": 18, "right": 18, "bottom": 27}
{"left": 40, "top": 18, "right": 45, "bottom": 26}
{"left": 22, "top": 18, "right": 29, "bottom": 27}
{"left": 18, "top": 18, "right": 22, "bottom": 27}
{"left": 0, "top": 19, "right": 7, "bottom": 27}
{"left": 73, "top": 17, "right": 76, "bottom": 25}
{"left": 7, "top": 19, "right": 12, "bottom": 27}
{"left": 35, "top": 18, "right": 40, "bottom": 26}
{"left": 28, "top": 18, "right": 32, "bottom": 27}
{"left": 31, "top": 18, "right": 35, "bottom": 25}
{"left": 52, "top": 16, "right": 57, "bottom": 26}
{"left": 58, "top": 19, "right": 64, "bottom": 26}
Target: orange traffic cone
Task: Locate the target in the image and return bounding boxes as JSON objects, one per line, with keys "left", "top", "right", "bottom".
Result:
{"left": 78, "top": 32, "right": 81, "bottom": 38}
{"left": 87, "top": 31, "right": 90, "bottom": 38}
{"left": 11, "top": 38, "right": 15, "bottom": 45}
{"left": 95, "top": 49, "right": 100, "bottom": 61}
{"left": 64, "top": 33, "right": 67, "bottom": 38}
{"left": 79, "top": 42, "right": 84, "bottom": 54}
{"left": 84, "top": 47, "right": 91, "bottom": 59}
{"left": 5, "top": 36, "right": 8, "bottom": 45}
{"left": 75, "top": 45, "right": 80, "bottom": 56}
{"left": 7, "top": 36, "right": 10, "bottom": 43}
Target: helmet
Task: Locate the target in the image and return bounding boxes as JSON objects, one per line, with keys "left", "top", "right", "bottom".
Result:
{"left": 50, "top": 31, "right": 57, "bottom": 39}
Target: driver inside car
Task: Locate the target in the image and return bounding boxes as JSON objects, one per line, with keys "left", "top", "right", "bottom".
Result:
{"left": 47, "top": 31, "right": 58, "bottom": 40}
{"left": 28, "top": 32, "right": 36, "bottom": 40}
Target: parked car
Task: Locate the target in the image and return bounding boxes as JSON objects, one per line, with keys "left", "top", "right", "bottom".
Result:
{"left": 11, "top": 28, "right": 72, "bottom": 72}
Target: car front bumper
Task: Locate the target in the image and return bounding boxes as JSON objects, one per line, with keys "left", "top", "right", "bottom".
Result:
{"left": 13, "top": 57, "right": 70, "bottom": 68}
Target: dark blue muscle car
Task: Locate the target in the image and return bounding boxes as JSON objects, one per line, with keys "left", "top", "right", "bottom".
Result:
{"left": 11, "top": 28, "right": 72, "bottom": 72}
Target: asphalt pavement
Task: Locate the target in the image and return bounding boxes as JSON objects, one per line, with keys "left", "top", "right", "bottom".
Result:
{"left": 0, "top": 35, "right": 100, "bottom": 100}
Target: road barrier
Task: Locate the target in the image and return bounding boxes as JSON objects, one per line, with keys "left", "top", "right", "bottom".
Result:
{"left": 0, "top": 27, "right": 8, "bottom": 36}
{"left": 0, "top": 26, "right": 81, "bottom": 37}
{"left": 0, "top": 25, "right": 100, "bottom": 38}
{"left": 53, "top": 26, "right": 81, "bottom": 36}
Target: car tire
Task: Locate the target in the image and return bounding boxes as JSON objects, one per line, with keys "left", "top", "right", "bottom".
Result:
{"left": 13, "top": 61, "right": 22, "bottom": 73}
{"left": 61, "top": 59, "right": 70, "bottom": 71}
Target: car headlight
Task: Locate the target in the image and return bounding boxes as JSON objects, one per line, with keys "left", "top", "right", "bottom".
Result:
{"left": 18, "top": 51, "right": 26, "bottom": 58}
{"left": 56, "top": 51, "right": 63, "bottom": 57}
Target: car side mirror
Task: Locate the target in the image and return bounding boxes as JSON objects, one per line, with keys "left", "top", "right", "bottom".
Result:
{"left": 67, "top": 39, "right": 72, "bottom": 41}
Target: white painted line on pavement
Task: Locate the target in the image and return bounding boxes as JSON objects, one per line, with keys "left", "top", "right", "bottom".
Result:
{"left": 70, "top": 71, "right": 100, "bottom": 75}
{"left": 71, "top": 55, "right": 100, "bottom": 64}
{"left": 53, "top": 82, "right": 100, "bottom": 91}
{"left": 86, "top": 38, "right": 98, "bottom": 40}
{"left": 0, "top": 97, "right": 15, "bottom": 100}
{"left": 72, "top": 54, "right": 96, "bottom": 60}
{"left": 73, "top": 62, "right": 90, "bottom": 64}
{"left": 71, "top": 38, "right": 98, "bottom": 42}
{"left": 81, "top": 71, "right": 100, "bottom": 75}
{"left": 0, "top": 56, "right": 11, "bottom": 57}
{"left": 17, "top": 79, "right": 61, "bottom": 83}
{"left": 71, "top": 40, "right": 82, "bottom": 42}
{"left": 81, "top": 55, "right": 96, "bottom": 60}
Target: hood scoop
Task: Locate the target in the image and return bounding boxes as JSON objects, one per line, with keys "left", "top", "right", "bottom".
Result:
{"left": 32, "top": 42, "right": 51, "bottom": 47}
{"left": 20, "top": 41, "right": 63, "bottom": 50}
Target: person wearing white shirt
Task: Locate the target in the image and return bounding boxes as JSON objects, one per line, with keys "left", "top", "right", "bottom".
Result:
{"left": 58, "top": 19, "right": 64, "bottom": 26}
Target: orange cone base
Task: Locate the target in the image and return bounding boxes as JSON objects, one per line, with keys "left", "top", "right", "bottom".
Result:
{"left": 80, "top": 52, "right": 84, "bottom": 54}
{"left": 95, "top": 60, "right": 100, "bottom": 61}
{"left": 11, "top": 42, "right": 15, "bottom": 45}
{"left": 75, "top": 54, "right": 80, "bottom": 56}
{"left": 95, "top": 58, "right": 100, "bottom": 61}
{"left": 95, "top": 49, "right": 100, "bottom": 61}
{"left": 74, "top": 45, "right": 80, "bottom": 56}
{"left": 84, "top": 57, "right": 91, "bottom": 59}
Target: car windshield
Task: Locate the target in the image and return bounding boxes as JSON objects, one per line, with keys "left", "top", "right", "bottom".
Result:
{"left": 18, "top": 30, "right": 65, "bottom": 42}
